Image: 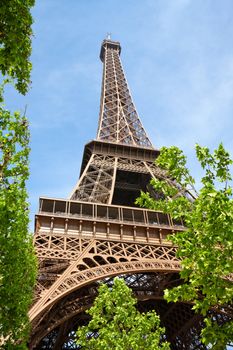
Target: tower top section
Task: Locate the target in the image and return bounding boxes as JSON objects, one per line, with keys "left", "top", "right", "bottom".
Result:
{"left": 97, "top": 39, "right": 153, "bottom": 149}
{"left": 100, "top": 39, "right": 121, "bottom": 62}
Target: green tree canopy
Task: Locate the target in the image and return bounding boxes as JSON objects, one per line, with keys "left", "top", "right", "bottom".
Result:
{"left": 0, "top": 107, "right": 37, "bottom": 349}
{"left": 136, "top": 144, "right": 233, "bottom": 349}
{"left": 0, "top": 0, "right": 35, "bottom": 98}
{"left": 76, "top": 278, "right": 170, "bottom": 350}
{"left": 0, "top": 1, "right": 36, "bottom": 348}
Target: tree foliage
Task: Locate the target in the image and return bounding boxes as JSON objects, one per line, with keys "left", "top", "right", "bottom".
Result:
{"left": 0, "top": 0, "right": 35, "bottom": 98}
{"left": 136, "top": 144, "right": 233, "bottom": 349}
{"left": 76, "top": 278, "right": 170, "bottom": 350}
{"left": 0, "top": 1, "right": 36, "bottom": 348}
{"left": 0, "top": 106, "right": 37, "bottom": 349}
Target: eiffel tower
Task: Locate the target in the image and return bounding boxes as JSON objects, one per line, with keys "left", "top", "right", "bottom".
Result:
{"left": 29, "top": 39, "right": 209, "bottom": 349}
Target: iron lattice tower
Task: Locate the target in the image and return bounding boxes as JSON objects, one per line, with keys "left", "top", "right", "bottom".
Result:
{"left": 29, "top": 40, "right": 212, "bottom": 349}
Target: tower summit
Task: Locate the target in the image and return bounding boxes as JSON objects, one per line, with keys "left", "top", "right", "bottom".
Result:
{"left": 100, "top": 38, "right": 121, "bottom": 62}
{"left": 29, "top": 40, "right": 210, "bottom": 349}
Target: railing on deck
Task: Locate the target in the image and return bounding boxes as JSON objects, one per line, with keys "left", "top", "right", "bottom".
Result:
{"left": 38, "top": 197, "right": 184, "bottom": 229}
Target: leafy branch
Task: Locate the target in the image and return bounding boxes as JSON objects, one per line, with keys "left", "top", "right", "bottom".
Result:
{"left": 0, "top": 106, "right": 37, "bottom": 348}
{"left": 76, "top": 278, "right": 170, "bottom": 350}
{"left": 137, "top": 144, "right": 233, "bottom": 349}
{"left": 0, "top": 0, "right": 35, "bottom": 99}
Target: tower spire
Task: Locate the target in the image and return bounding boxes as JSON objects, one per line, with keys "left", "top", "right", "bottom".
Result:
{"left": 97, "top": 39, "right": 153, "bottom": 148}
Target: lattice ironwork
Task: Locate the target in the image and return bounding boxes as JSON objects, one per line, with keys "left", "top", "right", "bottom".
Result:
{"left": 97, "top": 39, "right": 152, "bottom": 148}
{"left": 30, "top": 220, "right": 181, "bottom": 321}
{"left": 29, "top": 39, "right": 231, "bottom": 349}
{"left": 30, "top": 273, "right": 206, "bottom": 349}
{"left": 69, "top": 149, "right": 171, "bottom": 203}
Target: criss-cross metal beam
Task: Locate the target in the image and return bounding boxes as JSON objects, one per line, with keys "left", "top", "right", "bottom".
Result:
{"left": 97, "top": 39, "right": 153, "bottom": 148}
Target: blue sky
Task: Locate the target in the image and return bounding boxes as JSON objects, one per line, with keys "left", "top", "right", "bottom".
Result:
{"left": 5, "top": 0, "right": 233, "bottom": 228}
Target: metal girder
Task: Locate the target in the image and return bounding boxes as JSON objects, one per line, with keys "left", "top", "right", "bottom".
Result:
{"left": 70, "top": 152, "right": 174, "bottom": 203}
{"left": 30, "top": 233, "right": 180, "bottom": 321}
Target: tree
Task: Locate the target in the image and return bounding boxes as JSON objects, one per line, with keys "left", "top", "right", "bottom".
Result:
{"left": 0, "top": 0, "right": 35, "bottom": 98}
{"left": 0, "top": 1, "right": 37, "bottom": 348}
{"left": 0, "top": 107, "right": 37, "bottom": 348}
{"left": 136, "top": 144, "right": 233, "bottom": 349}
{"left": 76, "top": 278, "right": 170, "bottom": 350}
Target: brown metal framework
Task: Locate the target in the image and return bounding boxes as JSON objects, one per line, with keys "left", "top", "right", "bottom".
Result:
{"left": 29, "top": 39, "right": 223, "bottom": 349}
{"left": 97, "top": 40, "right": 152, "bottom": 147}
